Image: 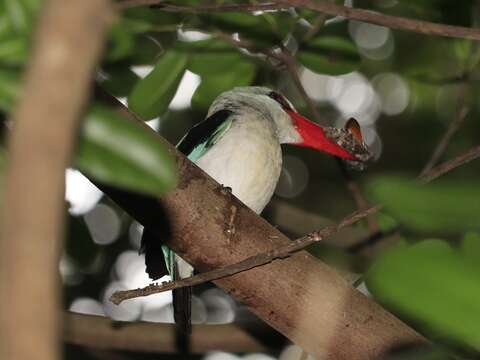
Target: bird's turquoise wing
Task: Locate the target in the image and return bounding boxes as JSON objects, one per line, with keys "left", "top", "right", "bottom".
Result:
{"left": 176, "top": 109, "right": 234, "bottom": 161}
{"left": 185, "top": 115, "right": 233, "bottom": 161}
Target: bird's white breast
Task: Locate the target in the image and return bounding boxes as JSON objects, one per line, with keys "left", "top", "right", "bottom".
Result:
{"left": 195, "top": 114, "right": 282, "bottom": 214}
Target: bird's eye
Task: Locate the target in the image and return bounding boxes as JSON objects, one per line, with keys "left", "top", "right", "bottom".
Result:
{"left": 268, "top": 91, "right": 293, "bottom": 111}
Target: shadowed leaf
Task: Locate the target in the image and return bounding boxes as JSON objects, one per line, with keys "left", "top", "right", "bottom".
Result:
{"left": 367, "top": 175, "right": 480, "bottom": 233}
{"left": 76, "top": 105, "right": 177, "bottom": 196}
{"left": 298, "top": 36, "right": 361, "bottom": 75}
{"left": 367, "top": 239, "right": 480, "bottom": 350}
{"left": 128, "top": 51, "right": 188, "bottom": 119}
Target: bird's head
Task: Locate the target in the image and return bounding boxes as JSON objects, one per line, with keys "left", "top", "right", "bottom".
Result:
{"left": 208, "top": 87, "right": 372, "bottom": 170}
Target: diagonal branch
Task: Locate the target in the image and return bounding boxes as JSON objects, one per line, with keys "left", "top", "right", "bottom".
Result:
{"left": 419, "top": 145, "right": 480, "bottom": 183}
{"left": 110, "top": 205, "right": 381, "bottom": 304}
{"left": 95, "top": 91, "right": 425, "bottom": 359}
{"left": 420, "top": 84, "right": 470, "bottom": 177}
{"left": 116, "top": 0, "right": 480, "bottom": 41}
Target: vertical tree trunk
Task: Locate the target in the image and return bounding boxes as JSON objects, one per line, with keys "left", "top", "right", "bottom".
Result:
{"left": 0, "top": 1, "right": 112, "bottom": 359}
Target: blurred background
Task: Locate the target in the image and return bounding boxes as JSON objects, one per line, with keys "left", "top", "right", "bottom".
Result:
{"left": 2, "top": 0, "right": 480, "bottom": 359}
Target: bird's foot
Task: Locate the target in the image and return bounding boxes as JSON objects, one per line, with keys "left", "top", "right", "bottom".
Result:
{"left": 219, "top": 185, "right": 232, "bottom": 196}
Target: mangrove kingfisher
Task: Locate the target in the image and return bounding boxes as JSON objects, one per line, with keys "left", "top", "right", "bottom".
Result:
{"left": 140, "top": 86, "right": 371, "bottom": 334}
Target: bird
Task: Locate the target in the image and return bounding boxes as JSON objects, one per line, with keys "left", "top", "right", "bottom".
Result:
{"left": 140, "top": 86, "right": 371, "bottom": 340}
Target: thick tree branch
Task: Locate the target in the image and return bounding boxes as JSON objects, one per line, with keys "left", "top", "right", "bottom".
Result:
{"left": 0, "top": 1, "right": 112, "bottom": 360}
{"left": 111, "top": 205, "right": 381, "bottom": 304}
{"left": 64, "top": 312, "right": 268, "bottom": 353}
{"left": 95, "top": 91, "right": 425, "bottom": 359}
{"left": 116, "top": 0, "right": 480, "bottom": 40}
{"left": 419, "top": 145, "right": 480, "bottom": 183}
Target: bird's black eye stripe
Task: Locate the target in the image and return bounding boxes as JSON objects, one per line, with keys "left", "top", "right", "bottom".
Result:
{"left": 268, "top": 91, "right": 293, "bottom": 111}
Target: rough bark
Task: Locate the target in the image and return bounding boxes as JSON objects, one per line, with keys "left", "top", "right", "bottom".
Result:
{"left": 97, "top": 93, "right": 426, "bottom": 359}
{"left": 0, "top": 1, "right": 112, "bottom": 360}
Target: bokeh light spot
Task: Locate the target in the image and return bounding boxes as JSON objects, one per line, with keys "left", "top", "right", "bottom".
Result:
{"left": 84, "top": 203, "right": 121, "bottom": 245}
{"left": 65, "top": 169, "right": 103, "bottom": 216}
{"left": 70, "top": 297, "right": 104, "bottom": 316}
{"left": 275, "top": 155, "right": 309, "bottom": 199}
{"left": 373, "top": 73, "right": 410, "bottom": 115}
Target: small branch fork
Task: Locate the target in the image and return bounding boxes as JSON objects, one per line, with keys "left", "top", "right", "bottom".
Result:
{"left": 418, "top": 145, "right": 480, "bottom": 183}
{"left": 110, "top": 205, "right": 381, "bottom": 305}
{"left": 420, "top": 83, "right": 470, "bottom": 177}
{"left": 115, "top": 0, "right": 480, "bottom": 41}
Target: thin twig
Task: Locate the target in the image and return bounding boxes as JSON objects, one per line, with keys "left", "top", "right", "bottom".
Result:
{"left": 419, "top": 145, "right": 480, "bottom": 183}
{"left": 336, "top": 158, "right": 380, "bottom": 233}
{"left": 115, "top": 1, "right": 280, "bottom": 11}
{"left": 116, "top": 0, "right": 480, "bottom": 41}
{"left": 280, "top": 50, "right": 328, "bottom": 125}
{"left": 346, "top": 227, "right": 400, "bottom": 254}
{"left": 420, "top": 84, "right": 470, "bottom": 177}
{"left": 110, "top": 205, "right": 381, "bottom": 305}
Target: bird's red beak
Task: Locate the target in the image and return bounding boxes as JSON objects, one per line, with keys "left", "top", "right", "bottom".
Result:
{"left": 287, "top": 110, "right": 358, "bottom": 161}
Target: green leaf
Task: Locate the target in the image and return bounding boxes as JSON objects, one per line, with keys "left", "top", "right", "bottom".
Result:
{"left": 121, "top": 7, "right": 180, "bottom": 33}
{"left": 367, "top": 175, "right": 480, "bottom": 233}
{"left": 0, "top": 12, "right": 13, "bottom": 39}
{"left": 128, "top": 51, "right": 188, "bottom": 119}
{"left": 461, "top": 232, "right": 480, "bottom": 269}
{"left": 75, "top": 105, "right": 177, "bottom": 196}
{"left": 127, "top": 35, "right": 164, "bottom": 66}
{"left": 298, "top": 36, "right": 361, "bottom": 75}
{"left": 100, "top": 65, "right": 139, "bottom": 98}
{"left": 105, "top": 23, "right": 135, "bottom": 62}
{"left": 191, "top": 60, "right": 255, "bottom": 110}
{"left": 397, "top": 38, "right": 468, "bottom": 83}
{"left": 198, "top": 12, "right": 293, "bottom": 47}
{"left": 178, "top": 39, "right": 244, "bottom": 76}
{"left": 5, "top": 0, "right": 30, "bottom": 33}
{"left": 4, "top": 0, "right": 39, "bottom": 34}
{"left": 366, "top": 239, "right": 480, "bottom": 349}
{"left": 0, "top": 35, "right": 28, "bottom": 65}
{"left": 0, "top": 68, "right": 21, "bottom": 112}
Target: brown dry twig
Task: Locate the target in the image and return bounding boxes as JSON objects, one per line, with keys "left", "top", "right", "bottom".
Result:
{"left": 116, "top": 0, "right": 480, "bottom": 41}
{"left": 420, "top": 84, "right": 470, "bottom": 177}
{"left": 419, "top": 145, "right": 480, "bottom": 183}
{"left": 110, "top": 205, "right": 381, "bottom": 305}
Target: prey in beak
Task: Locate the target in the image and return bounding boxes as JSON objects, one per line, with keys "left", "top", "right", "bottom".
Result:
{"left": 323, "top": 118, "right": 373, "bottom": 171}
{"left": 287, "top": 109, "right": 372, "bottom": 170}
{"left": 268, "top": 90, "right": 372, "bottom": 170}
